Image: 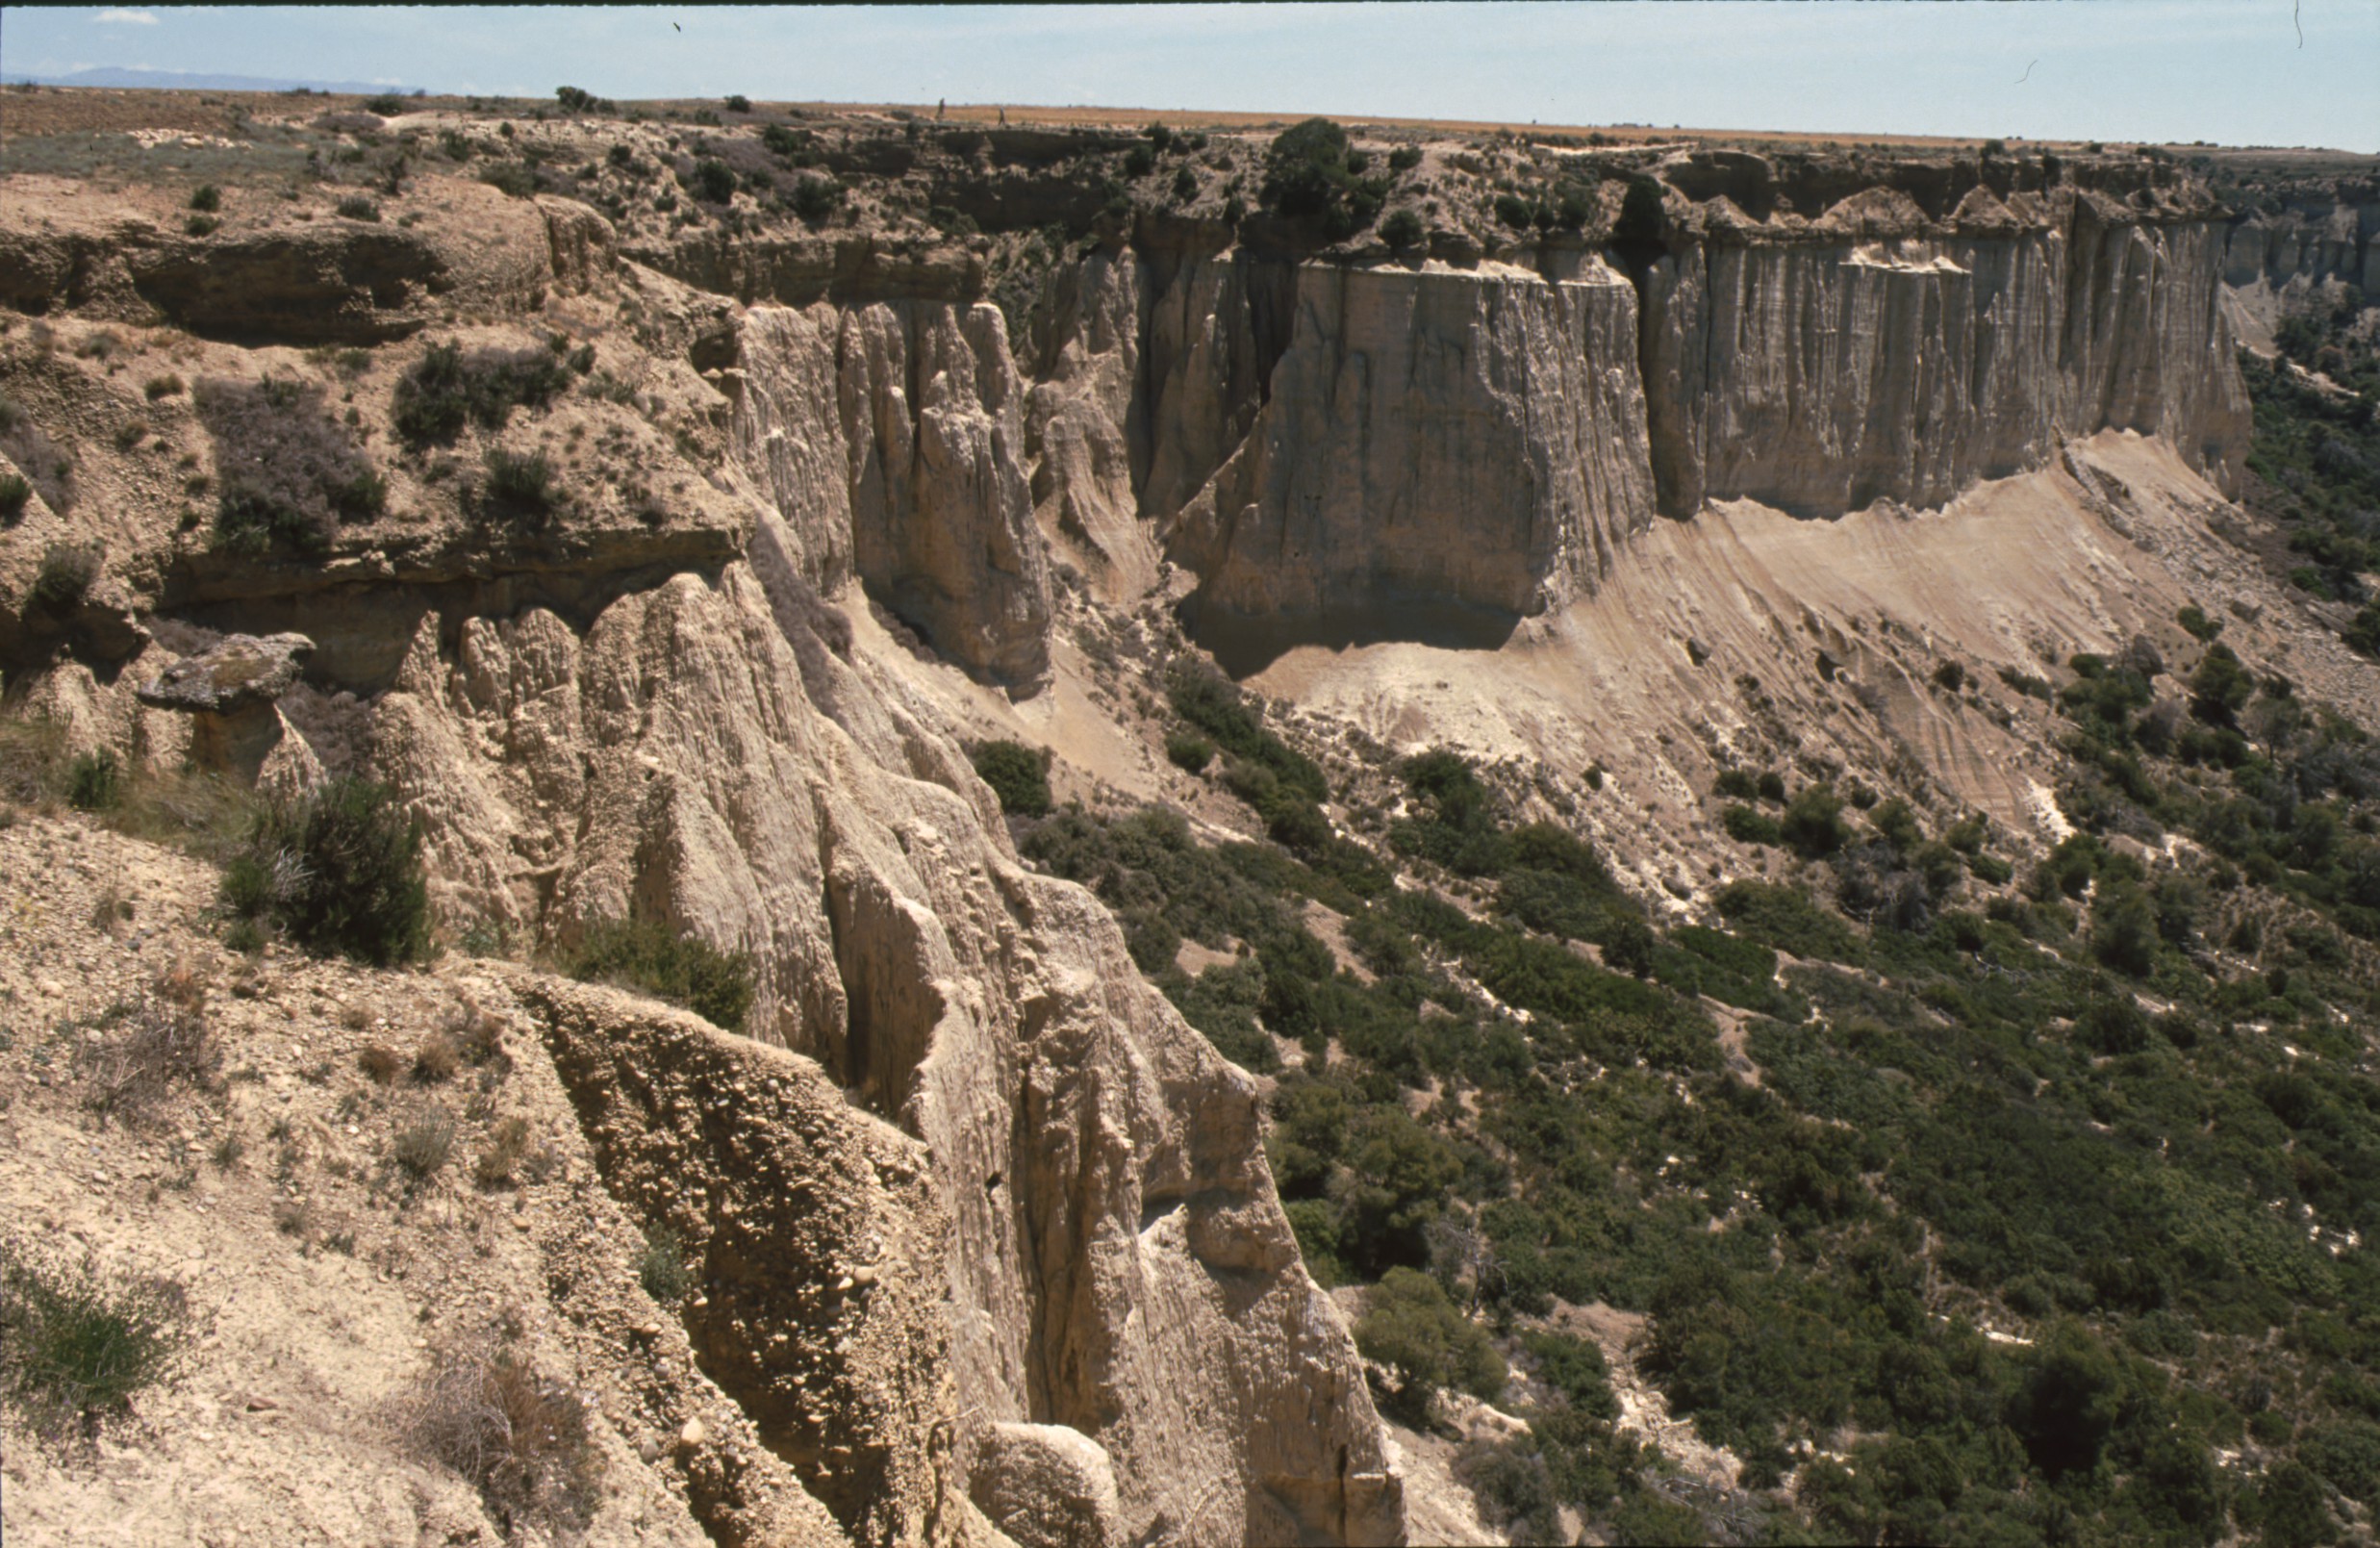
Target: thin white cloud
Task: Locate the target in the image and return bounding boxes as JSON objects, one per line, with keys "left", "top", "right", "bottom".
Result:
{"left": 94, "top": 9, "right": 160, "bottom": 24}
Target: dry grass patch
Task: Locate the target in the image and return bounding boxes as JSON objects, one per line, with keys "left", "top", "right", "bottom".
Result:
{"left": 75, "top": 966, "right": 218, "bottom": 1126}
{"left": 402, "top": 1339, "right": 601, "bottom": 1535}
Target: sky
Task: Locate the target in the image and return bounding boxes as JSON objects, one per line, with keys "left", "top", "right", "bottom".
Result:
{"left": 4, "top": 2, "right": 2376, "bottom": 153}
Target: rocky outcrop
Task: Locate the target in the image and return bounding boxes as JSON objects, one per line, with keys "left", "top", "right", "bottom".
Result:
{"left": 0, "top": 175, "right": 563, "bottom": 343}
{"left": 1639, "top": 194, "right": 2250, "bottom": 517}
{"left": 520, "top": 976, "right": 988, "bottom": 1548}
{"left": 2222, "top": 178, "right": 2379, "bottom": 296}
{"left": 1024, "top": 248, "right": 1161, "bottom": 597}
{"left": 1166, "top": 257, "right": 1655, "bottom": 630}
{"left": 971, "top": 1422, "right": 1127, "bottom": 1548}
{"left": 135, "top": 630, "right": 319, "bottom": 788}
{"left": 357, "top": 530, "right": 1399, "bottom": 1543}
{"left": 739, "top": 300, "right": 1051, "bottom": 686}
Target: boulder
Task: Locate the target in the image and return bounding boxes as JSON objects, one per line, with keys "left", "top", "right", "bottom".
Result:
{"left": 970, "top": 1423, "right": 1127, "bottom": 1548}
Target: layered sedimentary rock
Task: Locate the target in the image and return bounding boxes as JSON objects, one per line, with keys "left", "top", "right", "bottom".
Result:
{"left": 2221, "top": 178, "right": 2379, "bottom": 295}
{"left": 0, "top": 176, "right": 557, "bottom": 343}
{"left": 1023, "top": 247, "right": 1162, "bottom": 596}
{"left": 739, "top": 300, "right": 1051, "bottom": 686}
{"left": 365, "top": 528, "right": 1400, "bottom": 1545}
{"left": 1166, "top": 257, "right": 1656, "bottom": 625}
{"left": 1636, "top": 187, "right": 2248, "bottom": 517}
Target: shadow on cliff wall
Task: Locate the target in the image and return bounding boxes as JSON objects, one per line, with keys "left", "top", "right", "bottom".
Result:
{"left": 1178, "top": 591, "right": 1521, "bottom": 678}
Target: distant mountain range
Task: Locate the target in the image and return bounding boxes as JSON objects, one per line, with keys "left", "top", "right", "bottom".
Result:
{"left": 12, "top": 66, "right": 426, "bottom": 95}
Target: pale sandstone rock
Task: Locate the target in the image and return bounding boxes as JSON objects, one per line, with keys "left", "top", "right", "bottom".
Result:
{"left": 362, "top": 539, "right": 1401, "bottom": 1545}
{"left": 1641, "top": 210, "right": 2251, "bottom": 518}
{"left": 1167, "top": 257, "right": 1654, "bottom": 626}
{"left": 971, "top": 1422, "right": 1127, "bottom": 1548}
{"left": 741, "top": 300, "right": 1052, "bottom": 686}
{"left": 0, "top": 176, "right": 556, "bottom": 344}
{"left": 1025, "top": 249, "right": 1161, "bottom": 597}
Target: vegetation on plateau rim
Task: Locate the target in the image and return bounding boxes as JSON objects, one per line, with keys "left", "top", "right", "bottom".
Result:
{"left": 1003, "top": 657, "right": 2380, "bottom": 1545}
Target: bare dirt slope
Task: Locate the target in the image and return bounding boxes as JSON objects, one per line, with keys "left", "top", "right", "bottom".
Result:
{"left": 0, "top": 808, "right": 931, "bottom": 1548}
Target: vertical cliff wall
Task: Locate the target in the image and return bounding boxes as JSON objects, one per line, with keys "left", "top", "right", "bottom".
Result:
{"left": 1639, "top": 191, "right": 2249, "bottom": 518}
{"left": 985, "top": 173, "right": 2251, "bottom": 657}
{"left": 1164, "top": 258, "right": 1656, "bottom": 629}
{"left": 739, "top": 300, "right": 1051, "bottom": 687}
{"left": 2221, "top": 175, "right": 2379, "bottom": 296}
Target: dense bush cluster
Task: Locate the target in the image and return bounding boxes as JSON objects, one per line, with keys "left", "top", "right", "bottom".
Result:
{"left": 195, "top": 375, "right": 384, "bottom": 557}
{"left": 1011, "top": 642, "right": 2380, "bottom": 1540}
{"left": 222, "top": 776, "right": 430, "bottom": 965}
{"left": 392, "top": 340, "right": 572, "bottom": 447}
{"left": 2240, "top": 302, "right": 2380, "bottom": 656}
{"left": 970, "top": 739, "right": 1051, "bottom": 818}
{"left": 1258, "top": 118, "right": 1389, "bottom": 241}
{"left": 566, "top": 917, "right": 755, "bottom": 1033}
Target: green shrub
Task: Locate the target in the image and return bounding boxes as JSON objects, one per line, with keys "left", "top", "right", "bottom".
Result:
{"left": 196, "top": 376, "right": 381, "bottom": 556}
{"left": 0, "top": 471, "right": 29, "bottom": 522}
{"left": 1721, "top": 804, "right": 1782, "bottom": 846}
{"left": 189, "top": 184, "right": 220, "bottom": 213}
{"left": 568, "top": 917, "right": 755, "bottom": 1033}
{"left": 1388, "top": 144, "right": 1423, "bottom": 172}
{"left": 2177, "top": 604, "right": 2222, "bottom": 643}
{"left": 637, "top": 1226, "right": 693, "bottom": 1304}
{"left": 0, "top": 1237, "right": 192, "bottom": 1441}
{"left": 363, "top": 93, "right": 406, "bottom": 116}
{"left": 1380, "top": 208, "right": 1425, "bottom": 249}
{"left": 1167, "top": 665, "right": 1324, "bottom": 799}
{"left": 1258, "top": 117, "right": 1387, "bottom": 240}
{"left": 722, "top": 93, "right": 750, "bottom": 114}
{"left": 480, "top": 163, "right": 540, "bottom": 199}
{"left": 685, "top": 158, "right": 737, "bottom": 204}
{"left": 790, "top": 174, "right": 842, "bottom": 221}
{"left": 1355, "top": 1266, "right": 1507, "bottom": 1417}
{"left": 2189, "top": 644, "right": 2255, "bottom": 726}
{"left": 1713, "top": 879, "right": 1862, "bottom": 961}
{"left": 1781, "top": 783, "right": 1850, "bottom": 858}
{"left": 227, "top": 776, "right": 430, "bottom": 965}
{"left": 2301, "top": 1420, "right": 2380, "bottom": 1503}
{"left": 480, "top": 448, "right": 557, "bottom": 527}
{"left": 972, "top": 739, "right": 1053, "bottom": 817}
{"left": 333, "top": 194, "right": 380, "bottom": 221}
{"left": 29, "top": 542, "right": 98, "bottom": 612}
{"left": 392, "top": 341, "right": 570, "bottom": 446}
{"left": 1164, "top": 730, "right": 1215, "bottom": 774}
{"left": 65, "top": 749, "right": 123, "bottom": 812}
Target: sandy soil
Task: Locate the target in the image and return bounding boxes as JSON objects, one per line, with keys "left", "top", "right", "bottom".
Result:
{"left": 0, "top": 809, "right": 813, "bottom": 1547}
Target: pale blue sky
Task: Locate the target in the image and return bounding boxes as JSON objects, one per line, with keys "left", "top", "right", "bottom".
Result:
{"left": 5, "top": 3, "right": 2376, "bottom": 152}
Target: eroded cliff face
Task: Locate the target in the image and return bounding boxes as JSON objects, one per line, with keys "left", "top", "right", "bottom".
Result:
{"left": 365, "top": 535, "right": 1399, "bottom": 1545}
{"left": 0, "top": 119, "right": 2285, "bottom": 1548}
{"left": 2220, "top": 174, "right": 2378, "bottom": 296}
{"left": 979, "top": 166, "right": 2251, "bottom": 660}
{"left": 739, "top": 299, "right": 1051, "bottom": 687}
{"left": 1166, "top": 258, "right": 1655, "bottom": 631}
{"left": 1640, "top": 192, "right": 2250, "bottom": 518}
